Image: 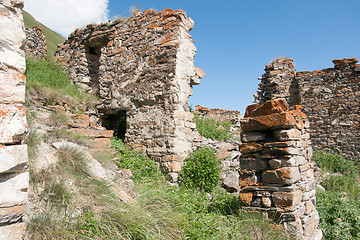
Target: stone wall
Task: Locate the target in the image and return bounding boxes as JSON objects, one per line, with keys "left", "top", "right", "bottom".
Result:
{"left": 255, "top": 57, "right": 360, "bottom": 160}
{"left": 25, "top": 26, "right": 47, "bottom": 59}
{"left": 239, "top": 99, "right": 322, "bottom": 239}
{"left": 0, "top": 0, "right": 28, "bottom": 238}
{"left": 55, "top": 9, "right": 203, "bottom": 182}
{"left": 194, "top": 105, "right": 242, "bottom": 137}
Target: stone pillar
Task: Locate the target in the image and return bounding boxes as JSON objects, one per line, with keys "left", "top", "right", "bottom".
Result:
{"left": 239, "top": 99, "right": 322, "bottom": 240}
{"left": 0, "top": 0, "right": 29, "bottom": 239}
{"left": 254, "top": 57, "right": 297, "bottom": 105}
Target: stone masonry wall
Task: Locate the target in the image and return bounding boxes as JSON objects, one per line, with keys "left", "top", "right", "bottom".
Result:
{"left": 255, "top": 57, "right": 360, "bottom": 160}
{"left": 55, "top": 9, "right": 203, "bottom": 182}
{"left": 240, "top": 99, "right": 322, "bottom": 239}
{"left": 194, "top": 105, "right": 242, "bottom": 137}
{"left": 0, "top": 0, "right": 29, "bottom": 239}
{"left": 25, "top": 25, "right": 47, "bottom": 59}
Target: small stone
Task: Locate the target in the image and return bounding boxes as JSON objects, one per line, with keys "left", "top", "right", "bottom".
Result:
{"left": 240, "top": 157, "right": 269, "bottom": 171}
{"left": 222, "top": 171, "right": 240, "bottom": 193}
{"left": 261, "top": 197, "right": 272, "bottom": 207}
{"left": 305, "top": 200, "right": 315, "bottom": 214}
{"left": 239, "top": 192, "right": 253, "bottom": 206}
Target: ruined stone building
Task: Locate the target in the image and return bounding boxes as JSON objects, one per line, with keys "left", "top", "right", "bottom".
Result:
{"left": 0, "top": 0, "right": 29, "bottom": 238}
{"left": 255, "top": 57, "right": 360, "bottom": 160}
{"left": 25, "top": 25, "right": 47, "bottom": 59}
{"left": 55, "top": 9, "right": 204, "bottom": 182}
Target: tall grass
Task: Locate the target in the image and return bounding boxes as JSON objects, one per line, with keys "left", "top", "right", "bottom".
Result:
{"left": 314, "top": 151, "right": 360, "bottom": 239}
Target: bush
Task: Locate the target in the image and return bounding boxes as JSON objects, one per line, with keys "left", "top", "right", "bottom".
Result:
{"left": 194, "top": 115, "right": 233, "bottom": 141}
{"left": 111, "top": 137, "right": 161, "bottom": 180}
{"left": 313, "top": 150, "right": 357, "bottom": 176}
{"left": 179, "top": 147, "right": 220, "bottom": 192}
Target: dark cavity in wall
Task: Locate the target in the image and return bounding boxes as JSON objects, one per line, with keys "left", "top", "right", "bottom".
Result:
{"left": 85, "top": 46, "right": 102, "bottom": 93}
{"left": 100, "top": 109, "right": 127, "bottom": 141}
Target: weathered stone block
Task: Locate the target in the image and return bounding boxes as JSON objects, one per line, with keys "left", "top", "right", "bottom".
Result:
{"left": 241, "top": 110, "right": 307, "bottom": 133}
{"left": 91, "top": 138, "right": 112, "bottom": 149}
{"left": 239, "top": 192, "right": 253, "bottom": 206}
{"left": 0, "top": 205, "right": 25, "bottom": 225}
{"left": 0, "top": 104, "right": 27, "bottom": 144}
{"left": 240, "top": 157, "right": 269, "bottom": 171}
{"left": 239, "top": 172, "right": 258, "bottom": 188}
{"left": 239, "top": 142, "right": 262, "bottom": 154}
{"left": 0, "top": 145, "right": 28, "bottom": 173}
{"left": 0, "top": 222, "right": 26, "bottom": 240}
{"left": 272, "top": 190, "right": 302, "bottom": 207}
{"left": 244, "top": 99, "right": 288, "bottom": 118}
{"left": 305, "top": 200, "right": 315, "bottom": 215}
{"left": 69, "top": 128, "right": 114, "bottom": 138}
{"left": 241, "top": 131, "right": 267, "bottom": 142}
{"left": 262, "top": 167, "right": 301, "bottom": 185}
{"left": 0, "top": 72, "right": 25, "bottom": 103}
{"left": 274, "top": 129, "right": 301, "bottom": 141}
{"left": 222, "top": 171, "right": 240, "bottom": 193}
{"left": 0, "top": 172, "right": 29, "bottom": 207}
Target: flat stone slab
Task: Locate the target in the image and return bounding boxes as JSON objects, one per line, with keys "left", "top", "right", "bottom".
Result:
{"left": 244, "top": 99, "right": 288, "bottom": 118}
{"left": 0, "top": 104, "right": 27, "bottom": 144}
{"left": 0, "top": 145, "right": 28, "bottom": 173}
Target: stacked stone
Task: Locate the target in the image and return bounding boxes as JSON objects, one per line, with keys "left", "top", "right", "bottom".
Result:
{"left": 254, "top": 57, "right": 298, "bottom": 105}
{"left": 296, "top": 58, "right": 360, "bottom": 160}
{"left": 54, "top": 9, "right": 204, "bottom": 183}
{"left": 0, "top": 0, "right": 28, "bottom": 238}
{"left": 25, "top": 26, "right": 47, "bottom": 59}
{"left": 239, "top": 99, "right": 322, "bottom": 240}
{"left": 256, "top": 57, "right": 360, "bottom": 160}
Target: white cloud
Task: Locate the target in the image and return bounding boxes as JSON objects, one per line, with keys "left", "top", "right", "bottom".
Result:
{"left": 24, "top": 0, "right": 109, "bottom": 37}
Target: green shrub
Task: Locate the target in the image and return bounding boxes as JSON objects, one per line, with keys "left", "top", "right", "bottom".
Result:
{"left": 317, "top": 190, "right": 360, "bottom": 239}
{"left": 111, "top": 137, "right": 161, "bottom": 180}
{"left": 179, "top": 147, "right": 220, "bottom": 192}
{"left": 194, "top": 115, "right": 233, "bottom": 141}
{"left": 313, "top": 150, "right": 357, "bottom": 176}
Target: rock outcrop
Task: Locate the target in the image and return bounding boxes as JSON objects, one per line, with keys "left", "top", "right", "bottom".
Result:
{"left": 55, "top": 9, "right": 204, "bottom": 182}
{"left": 0, "top": 0, "right": 28, "bottom": 238}
{"left": 239, "top": 99, "right": 322, "bottom": 239}
{"left": 255, "top": 57, "right": 360, "bottom": 161}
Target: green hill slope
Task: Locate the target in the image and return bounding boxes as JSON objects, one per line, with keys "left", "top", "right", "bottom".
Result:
{"left": 22, "top": 10, "right": 66, "bottom": 59}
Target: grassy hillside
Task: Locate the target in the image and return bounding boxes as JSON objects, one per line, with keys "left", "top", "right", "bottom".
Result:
{"left": 22, "top": 10, "right": 66, "bottom": 59}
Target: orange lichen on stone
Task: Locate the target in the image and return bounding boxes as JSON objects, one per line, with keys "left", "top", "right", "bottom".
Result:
{"left": 332, "top": 57, "right": 358, "bottom": 66}
{"left": 241, "top": 110, "right": 307, "bottom": 133}
{"left": 239, "top": 142, "right": 263, "bottom": 154}
{"left": 239, "top": 192, "right": 253, "bottom": 206}
{"left": 195, "top": 67, "right": 206, "bottom": 79}
{"left": 149, "top": 23, "right": 157, "bottom": 29}
{"left": 244, "top": 99, "right": 288, "bottom": 118}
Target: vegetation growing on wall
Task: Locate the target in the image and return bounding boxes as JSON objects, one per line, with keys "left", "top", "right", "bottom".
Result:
{"left": 194, "top": 115, "right": 233, "bottom": 141}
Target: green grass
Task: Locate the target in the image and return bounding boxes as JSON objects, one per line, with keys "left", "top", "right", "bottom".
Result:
{"left": 27, "top": 137, "right": 291, "bottom": 239}
{"left": 194, "top": 115, "right": 233, "bottom": 141}
{"left": 23, "top": 10, "right": 66, "bottom": 59}
{"left": 25, "top": 58, "right": 99, "bottom": 111}
{"left": 314, "top": 151, "right": 360, "bottom": 239}
{"left": 313, "top": 150, "right": 358, "bottom": 176}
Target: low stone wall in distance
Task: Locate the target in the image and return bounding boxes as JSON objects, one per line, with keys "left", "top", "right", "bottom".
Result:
{"left": 239, "top": 99, "right": 322, "bottom": 240}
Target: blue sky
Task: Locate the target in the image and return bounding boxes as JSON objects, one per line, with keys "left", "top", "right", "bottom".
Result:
{"left": 25, "top": 0, "right": 360, "bottom": 114}
{"left": 107, "top": 0, "right": 360, "bottom": 113}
